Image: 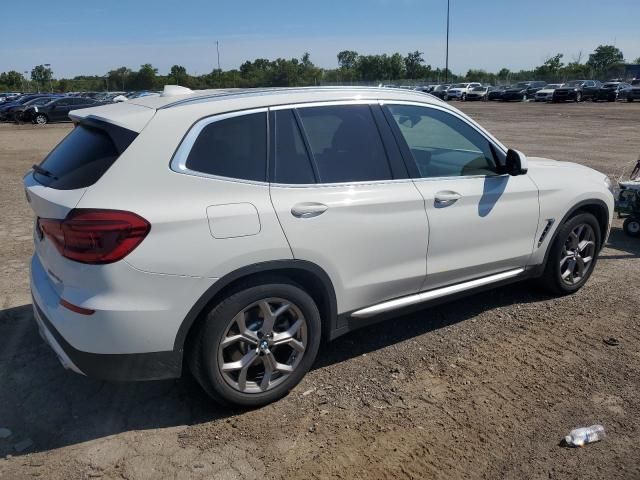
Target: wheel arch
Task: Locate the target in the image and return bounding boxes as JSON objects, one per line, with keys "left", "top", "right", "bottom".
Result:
{"left": 174, "top": 260, "right": 338, "bottom": 355}
{"left": 540, "top": 199, "right": 609, "bottom": 269}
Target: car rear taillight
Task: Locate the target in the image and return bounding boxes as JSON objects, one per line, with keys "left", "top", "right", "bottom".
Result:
{"left": 38, "top": 209, "right": 150, "bottom": 264}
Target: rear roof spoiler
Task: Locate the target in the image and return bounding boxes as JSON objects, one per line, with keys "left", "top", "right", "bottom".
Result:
{"left": 69, "top": 102, "right": 155, "bottom": 133}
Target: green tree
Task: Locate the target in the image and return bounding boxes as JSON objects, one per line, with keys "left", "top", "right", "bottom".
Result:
{"left": 633, "top": 57, "right": 640, "bottom": 64}
{"left": 586, "top": 45, "right": 624, "bottom": 76}
{"left": 0, "top": 71, "right": 24, "bottom": 89}
{"left": 497, "top": 68, "right": 511, "bottom": 80}
{"left": 107, "top": 67, "right": 132, "bottom": 91}
{"left": 534, "top": 54, "right": 564, "bottom": 80}
{"left": 133, "top": 64, "right": 158, "bottom": 90}
{"left": 31, "top": 65, "right": 53, "bottom": 91}
{"left": 404, "top": 51, "right": 425, "bottom": 79}
{"left": 169, "top": 65, "right": 188, "bottom": 86}
{"left": 337, "top": 50, "right": 359, "bottom": 70}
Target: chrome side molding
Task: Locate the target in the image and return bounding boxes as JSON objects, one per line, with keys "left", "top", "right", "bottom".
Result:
{"left": 350, "top": 268, "right": 526, "bottom": 318}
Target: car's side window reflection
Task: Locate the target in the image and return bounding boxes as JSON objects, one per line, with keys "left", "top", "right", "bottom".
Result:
{"left": 387, "top": 104, "right": 497, "bottom": 178}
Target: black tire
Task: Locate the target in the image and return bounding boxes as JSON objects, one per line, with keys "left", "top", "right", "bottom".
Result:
{"left": 188, "top": 280, "right": 322, "bottom": 407}
{"left": 627, "top": 97, "right": 634, "bottom": 103}
{"left": 576, "top": 92, "right": 582, "bottom": 102}
{"left": 623, "top": 217, "right": 640, "bottom": 237}
{"left": 33, "top": 113, "right": 47, "bottom": 125}
{"left": 537, "top": 212, "right": 601, "bottom": 295}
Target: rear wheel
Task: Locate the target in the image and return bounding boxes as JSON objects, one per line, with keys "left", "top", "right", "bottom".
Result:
{"left": 623, "top": 217, "right": 640, "bottom": 237}
{"left": 627, "top": 97, "right": 634, "bottom": 103}
{"left": 188, "top": 281, "right": 322, "bottom": 407}
{"left": 538, "top": 213, "right": 601, "bottom": 295}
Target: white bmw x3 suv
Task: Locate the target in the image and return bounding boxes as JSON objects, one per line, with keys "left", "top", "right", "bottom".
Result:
{"left": 26, "top": 86, "right": 613, "bottom": 407}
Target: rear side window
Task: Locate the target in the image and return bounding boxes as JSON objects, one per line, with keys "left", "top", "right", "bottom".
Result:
{"left": 34, "top": 123, "right": 136, "bottom": 190}
{"left": 297, "top": 105, "right": 392, "bottom": 183}
{"left": 185, "top": 112, "right": 267, "bottom": 182}
{"left": 274, "top": 110, "right": 316, "bottom": 184}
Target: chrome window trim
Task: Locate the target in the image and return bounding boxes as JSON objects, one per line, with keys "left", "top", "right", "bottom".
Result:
{"left": 169, "top": 107, "right": 269, "bottom": 185}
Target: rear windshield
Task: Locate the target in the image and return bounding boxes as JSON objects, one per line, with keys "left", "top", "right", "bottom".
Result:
{"left": 33, "top": 122, "right": 137, "bottom": 190}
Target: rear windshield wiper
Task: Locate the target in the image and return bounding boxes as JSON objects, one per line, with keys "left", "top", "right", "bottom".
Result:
{"left": 32, "top": 164, "right": 58, "bottom": 180}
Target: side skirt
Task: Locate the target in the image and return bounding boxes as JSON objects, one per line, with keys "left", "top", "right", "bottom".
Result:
{"left": 329, "top": 267, "right": 536, "bottom": 341}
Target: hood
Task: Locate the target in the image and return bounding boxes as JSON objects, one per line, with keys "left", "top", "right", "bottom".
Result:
{"left": 527, "top": 156, "right": 606, "bottom": 179}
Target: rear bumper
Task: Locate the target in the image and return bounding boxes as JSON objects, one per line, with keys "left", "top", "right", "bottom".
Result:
{"left": 32, "top": 299, "right": 182, "bottom": 381}
{"left": 28, "top": 252, "right": 212, "bottom": 381}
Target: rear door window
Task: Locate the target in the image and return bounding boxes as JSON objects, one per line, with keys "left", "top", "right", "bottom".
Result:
{"left": 33, "top": 122, "right": 137, "bottom": 190}
{"left": 296, "top": 105, "right": 392, "bottom": 183}
{"left": 185, "top": 112, "right": 267, "bottom": 182}
{"left": 274, "top": 110, "right": 316, "bottom": 184}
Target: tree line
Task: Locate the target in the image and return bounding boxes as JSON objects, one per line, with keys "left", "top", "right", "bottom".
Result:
{"left": 1, "top": 44, "right": 636, "bottom": 93}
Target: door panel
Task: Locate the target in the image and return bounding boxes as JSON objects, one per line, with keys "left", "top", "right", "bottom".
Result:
{"left": 413, "top": 175, "right": 539, "bottom": 290}
{"left": 384, "top": 102, "right": 540, "bottom": 289}
{"left": 271, "top": 182, "right": 428, "bottom": 314}
{"left": 269, "top": 104, "right": 428, "bottom": 315}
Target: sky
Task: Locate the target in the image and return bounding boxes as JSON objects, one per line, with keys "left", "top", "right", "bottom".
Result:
{"left": 1, "top": 0, "right": 639, "bottom": 78}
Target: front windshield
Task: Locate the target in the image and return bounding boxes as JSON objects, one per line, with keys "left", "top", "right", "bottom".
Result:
{"left": 564, "top": 81, "right": 583, "bottom": 87}
{"left": 514, "top": 82, "right": 529, "bottom": 89}
{"left": 602, "top": 83, "right": 618, "bottom": 88}
{"left": 547, "top": 84, "right": 562, "bottom": 89}
{"left": 452, "top": 83, "right": 468, "bottom": 88}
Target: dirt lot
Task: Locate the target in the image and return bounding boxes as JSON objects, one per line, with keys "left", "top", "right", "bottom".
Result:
{"left": 1, "top": 101, "right": 639, "bottom": 480}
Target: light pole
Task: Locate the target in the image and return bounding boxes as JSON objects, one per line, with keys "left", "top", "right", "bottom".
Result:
{"left": 23, "top": 71, "right": 28, "bottom": 92}
{"left": 445, "top": 0, "right": 450, "bottom": 83}
{"left": 44, "top": 63, "right": 53, "bottom": 92}
{"left": 216, "top": 40, "right": 221, "bottom": 87}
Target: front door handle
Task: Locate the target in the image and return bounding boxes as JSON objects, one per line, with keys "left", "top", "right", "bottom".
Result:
{"left": 434, "top": 191, "right": 462, "bottom": 207}
{"left": 291, "top": 202, "right": 328, "bottom": 218}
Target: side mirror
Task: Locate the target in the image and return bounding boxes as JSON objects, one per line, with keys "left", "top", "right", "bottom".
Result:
{"left": 505, "top": 149, "right": 528, "bottom": 176}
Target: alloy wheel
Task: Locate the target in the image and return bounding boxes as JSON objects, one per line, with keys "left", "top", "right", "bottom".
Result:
{"left": 559, "top": 223, "right": 596, "bottom": 286}
{"left": 217, "top": 298, "right": 308, "bottom": 394}
{"left": 35, "top": 114, "right": 46, "bottom": 125}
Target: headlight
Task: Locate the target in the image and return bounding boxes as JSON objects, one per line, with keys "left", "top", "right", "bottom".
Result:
{"left": 604, "top": 176, "right": 614, "bottom": 195}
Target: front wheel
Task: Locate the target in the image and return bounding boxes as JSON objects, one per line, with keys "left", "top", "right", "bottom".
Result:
{"left": 537, "top": 213, "right": 601, "bottom": 295}
{"left": 34, "top": 114, "right": 47, "bottom": 125}
{"left": 623, "top": 217, "right": 640, "bottom": 237}
{"left": 576, "top": 92, "right": 582, "bottom": 102}
{"left": 188, "top": 281, "right": 322, "bottom": 407}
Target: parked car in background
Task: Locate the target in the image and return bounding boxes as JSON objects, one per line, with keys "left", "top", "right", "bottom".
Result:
{"left": 429, "top": 84, "right": 451, "bottom": 99}
{"left": 23, "top": 97, "right": 101, "bottom": 124}
{"left": 466, "top": 86, "right": 494, "bottom": 101}
{"left": 502, "top": 81, "right": 547, "bottom": 101}
{"left": 0, "top": 92, "right": 21, "bottom": 103}
{"left": 628, "top": 80, "right": 640, "bottom": 102}
{"left": 487, "top": 85, "right": 509, "bottom": 101}
{"left": 445, "top": 82, "right": 482, "bottom": 101}
{"left": 593, "top": 82, "right": 633, "bottom": 102}
{"left": 0, "top": 94, "right": 57, "bottom": 120}
{"left": 535, "top": 84, "right": 563, "bottom": 102}
{"left": 552, "top": 80, "right": 602, "bottom": 102}
{"left": 8, "top": 96, "right": 58, "bottom": 122}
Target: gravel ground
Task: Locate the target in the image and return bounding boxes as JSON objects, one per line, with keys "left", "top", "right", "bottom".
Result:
{"left": 0, "top": 101, "right": 639, "bottom": 480}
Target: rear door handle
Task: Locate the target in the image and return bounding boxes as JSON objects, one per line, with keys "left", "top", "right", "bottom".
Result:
{"left": 291, "top": 202, "right": 328, "bottom": 218}
{"left": 434, "top": 191, "right": 462, "bottom": 207}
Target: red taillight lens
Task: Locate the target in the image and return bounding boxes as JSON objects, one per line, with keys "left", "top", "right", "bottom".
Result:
{"left": 38, "top": 209, "right": 150, "bottom": 264}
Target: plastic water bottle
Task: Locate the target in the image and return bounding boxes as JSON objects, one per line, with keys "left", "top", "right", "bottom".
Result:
{"left": 564, "top": 425, "right": 605, "bottom": 447}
